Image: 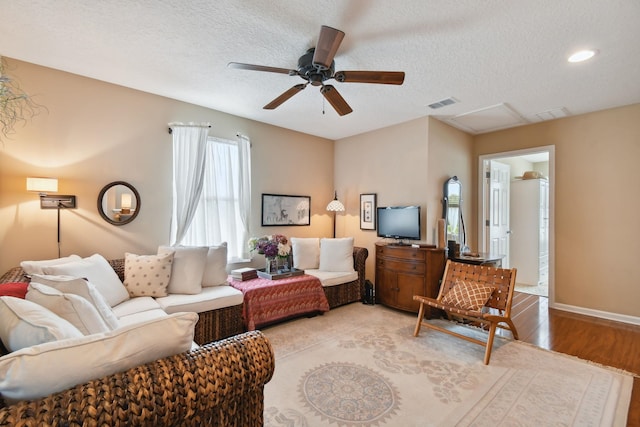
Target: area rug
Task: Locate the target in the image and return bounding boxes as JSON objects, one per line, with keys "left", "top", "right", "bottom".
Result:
{"left": 261, "top": 303, "right": 632, "bottom": 427}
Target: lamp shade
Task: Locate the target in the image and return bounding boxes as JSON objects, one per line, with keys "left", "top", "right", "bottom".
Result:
{"left": 121, "top": 193, "right": 132, "bottom": 209}
{"left": 326, "top": 191, "right": 345, "bottom": 212}
{"left": 26, "top": 177, "right": 58, "bottom": 193}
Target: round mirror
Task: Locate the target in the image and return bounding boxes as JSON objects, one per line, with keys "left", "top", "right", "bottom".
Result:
{"left": 97, "top": 181, "right": 140, "bottom": 226}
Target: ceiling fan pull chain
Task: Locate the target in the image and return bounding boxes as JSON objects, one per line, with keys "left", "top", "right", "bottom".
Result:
{"left": 322, "top": 97, "right": 325, "bottom": 115}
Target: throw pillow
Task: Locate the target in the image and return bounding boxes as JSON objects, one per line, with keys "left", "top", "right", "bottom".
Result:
{"left": 0, "top": 282, "right": 28, "bottom": 299}
{"left": 0, "top": 296, "right": 83, "bottom": 352}
{"left": 123, "top": 252, "right": 174, "bottom": 297}
{"left": 0, "top": 311, "right": 198, "bottom": 403}
{"left": 30, "top": 274, "right": 120, "bottom": 330}
{"left": 440, "top": 280, "right": 495, "bottom": 312}
{"left": 291, "top": 237, "right": 320, "bottom": 270}
{"left": 26, "top": 283, "right": 111, "bottom": 335}
{"left": 319, "top": 237, "right": 355, "bottom": 272}
{"left": 42, "top": 254, "right": 130, "bottom": 307}
{"left": 20, "top": 254, "right": 82, "bottom": 275}
{"left": 157, "top": 246, "right": 208, "bottom": 294}
{"left": 202, "top": 243, "right": 228, "bottom": 287}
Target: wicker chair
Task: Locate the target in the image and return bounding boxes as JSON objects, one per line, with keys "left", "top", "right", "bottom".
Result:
{"left": 413, "top": 260, "right": 519, "bottom": 365}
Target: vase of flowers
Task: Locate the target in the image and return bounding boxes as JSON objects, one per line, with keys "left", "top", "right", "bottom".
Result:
{"left": 248, "top": 234, "right": 292, "bottom": 273}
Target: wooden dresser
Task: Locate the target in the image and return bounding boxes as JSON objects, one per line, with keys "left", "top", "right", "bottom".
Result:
{"left": 375, "top": 242, "right": 446, "bottom": 316}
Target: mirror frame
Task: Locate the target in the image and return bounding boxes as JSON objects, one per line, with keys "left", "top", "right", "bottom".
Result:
{"left": 442, "top": 176, "right": 465, "bottom": 245}
{"left": 97, "top": 181, "right": 141, "bottom": 226}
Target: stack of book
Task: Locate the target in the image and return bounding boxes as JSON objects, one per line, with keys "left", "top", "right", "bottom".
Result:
{"left": 230, "top": 267, "right": 258, "bottom": 281}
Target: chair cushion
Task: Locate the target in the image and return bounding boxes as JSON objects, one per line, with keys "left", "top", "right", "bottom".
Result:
{"left": 319, "top": 237, "right": 355, "bottom": 272}
{"left": 440, "top": 279, "right": 495, "bottom": 312}
{"left": 0, "top": 311, "right": 198, "bottom": 403}
{"left": 158, "top": 246, "right": 208, "bottom": 294}
{"left": 111, "top": 296, "right": 163, "bottom": 318}
{"left": 202, "top": 243, "right": 229, "bottom": 287}
{"left": 30, "top": 274, "right": 120, "bottom": 330}
{"left": 291, "top": 237, "right": 320, "bottom": 270}
{"left": 0, "top": 296, "right": 83, "bottom": 352}
{"left": 42, "top": 254, "right": 130, "bottom": 307}
{"left": 25, "top": 283, "right": 111, "bottom": 335}
{"left": 124, "top": 252, "right": 174, "bottom": 297}
{"left": 20, "top": 255, "right": 82, "bottom": 275}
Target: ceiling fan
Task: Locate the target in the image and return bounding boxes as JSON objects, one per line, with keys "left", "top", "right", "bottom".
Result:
{"left": 228, "top": 25, "right": 405, "bottom": 116}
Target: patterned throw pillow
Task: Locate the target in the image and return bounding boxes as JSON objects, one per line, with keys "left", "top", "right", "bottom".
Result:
{"left": 123, "top": 252, "right": 174, "bottom": 297}
{"left": 440, "top": 279, "right": 495, "bottom": 312}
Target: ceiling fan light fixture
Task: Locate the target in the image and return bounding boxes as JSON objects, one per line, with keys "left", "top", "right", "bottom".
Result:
{"left": 567, "top": 49, "right": 597, "bottom": 63}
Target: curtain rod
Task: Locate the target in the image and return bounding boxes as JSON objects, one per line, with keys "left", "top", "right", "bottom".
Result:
{"left": 167, "top": 123, "right": 212, "bottom": 134}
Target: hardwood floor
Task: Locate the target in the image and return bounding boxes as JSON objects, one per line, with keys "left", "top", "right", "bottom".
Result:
{"left": 503, "top": 292, "right": 640, "bottom": 426}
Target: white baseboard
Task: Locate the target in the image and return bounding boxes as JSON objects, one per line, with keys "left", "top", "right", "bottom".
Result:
{"left": 551, "top": 302, "right": 640, "bottom": 326}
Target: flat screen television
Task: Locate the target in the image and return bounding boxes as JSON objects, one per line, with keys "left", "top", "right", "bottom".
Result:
{"left": 376, "top": 206, "right": 421, "bottom": 242}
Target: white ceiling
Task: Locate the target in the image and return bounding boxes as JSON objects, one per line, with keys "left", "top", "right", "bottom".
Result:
{"left": 1, "top": 0, "right": 639, "bottom": 140}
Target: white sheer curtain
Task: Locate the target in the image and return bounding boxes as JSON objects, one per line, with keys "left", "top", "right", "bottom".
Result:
{"left": 178, "top": 134, "right": 252, "bottom": 262}
{"left": 169, "top": 124, "right": 209, "bottom": 245}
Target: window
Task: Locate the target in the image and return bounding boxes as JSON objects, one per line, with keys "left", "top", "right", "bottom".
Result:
{"left": 171, "top": 130, "right": 251, "bottom": 262}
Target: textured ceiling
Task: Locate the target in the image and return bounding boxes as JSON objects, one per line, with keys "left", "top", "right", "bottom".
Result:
{"left": 1, "top": 0, "right": 639, "bottom": 140}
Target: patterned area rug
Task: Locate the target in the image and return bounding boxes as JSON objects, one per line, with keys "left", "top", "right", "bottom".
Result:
{"left": 261, "top": 304, "right": 632, "bottom": 426}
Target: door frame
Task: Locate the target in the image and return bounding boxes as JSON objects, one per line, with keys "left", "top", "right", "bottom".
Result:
{"left": 478, "top": 145, "right": 555, "bottom": 304}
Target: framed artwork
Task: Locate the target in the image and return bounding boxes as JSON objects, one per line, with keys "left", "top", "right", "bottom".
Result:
{"left": 360, "top": 193, "right": 377, "bottom": 230}
{"left": 261, "top": 193, "right": 311, "bottom": 226}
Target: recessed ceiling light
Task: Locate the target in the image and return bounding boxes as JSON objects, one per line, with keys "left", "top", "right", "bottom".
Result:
{"left": 568, "top": 49, "right": 597, "bottom": 63}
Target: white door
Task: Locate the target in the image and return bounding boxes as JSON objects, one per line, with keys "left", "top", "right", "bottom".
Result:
{"left": 487, "top": 160, "right": 511, "bottom": 266}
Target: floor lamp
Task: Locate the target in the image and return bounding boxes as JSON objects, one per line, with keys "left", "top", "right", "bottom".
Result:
{"left": 27, "top": 177, "right": 77, "bottom": 258}
{"left": 326, "top": 191, "right": 345, "bottom": 238}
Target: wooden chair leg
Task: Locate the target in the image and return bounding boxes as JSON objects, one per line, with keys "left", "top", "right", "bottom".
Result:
{"left": 505, "top": 319, "right": 519, "bottom": 340}
{"left": 483, "top": 322, "right": 498, "bottom": 365}
{"left": 413, "top": 303, "right": 425, "bottom": 337}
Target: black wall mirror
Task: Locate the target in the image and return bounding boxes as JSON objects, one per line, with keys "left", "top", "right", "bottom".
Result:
{"left": 97, "top": 181, "right": 140, "bottom": 226}
{"left": 442, "top": 176, "right": 465, "bottom": 246}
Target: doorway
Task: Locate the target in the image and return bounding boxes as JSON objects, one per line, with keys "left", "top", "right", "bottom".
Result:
{"left": 478, "top": 146, "right": 555, "bottom": 300}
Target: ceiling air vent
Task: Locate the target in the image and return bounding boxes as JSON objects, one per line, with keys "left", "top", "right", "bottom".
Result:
{"left": 428, "top": 97, "right": 458, "bottom": 109}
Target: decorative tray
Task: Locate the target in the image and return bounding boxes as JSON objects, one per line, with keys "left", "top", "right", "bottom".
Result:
{"left": 256, "top": 268, "right": 304, "bottom": 280}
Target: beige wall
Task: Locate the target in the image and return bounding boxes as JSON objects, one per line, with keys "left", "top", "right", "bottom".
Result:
{"left": 474, "top": 104, "right": 640, "bottom": 318}
{"left": 0, "top": 59, "right": 334, "bottom": 273}
{"left": 334, "top": 116, "right": 473, "bottom": 282}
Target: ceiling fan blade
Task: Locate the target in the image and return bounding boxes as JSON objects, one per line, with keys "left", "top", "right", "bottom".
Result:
{"left": 228, "top": 62, "right": 295, "bottom": 75}
{"left": 312, "top": 26, "right": 345, "bottom": 70}
{"left": 334, "top": 71, "right": 405, "bottom": 85}
{"left": 320, "top": 85, "right": 353, "bottom": 116}
{"left": 263, "top": 84, "right": 307, "bottom": 110}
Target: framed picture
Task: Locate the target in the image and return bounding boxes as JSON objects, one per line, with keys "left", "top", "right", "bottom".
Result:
{"left": 360, "top": 193, "right": 377, "bottom": 230}
{"left": 261, "top": 193, "right": 311, "bottom": 226}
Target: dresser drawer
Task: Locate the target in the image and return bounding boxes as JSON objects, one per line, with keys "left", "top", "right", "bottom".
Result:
{"left": 377, "top": 246, "right": 425, "bottom": 261}
{"left": 377, "top": 258, "right": 425, "bottom": 274}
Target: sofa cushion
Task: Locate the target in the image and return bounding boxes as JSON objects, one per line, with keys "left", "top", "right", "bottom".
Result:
{"left": 304, "top": 269, "right": 359, "bottom": 287}
{"left": 30, "top": 274, "right": 120, "bottom": 330}
{"left": 0, "top": 296, "right": 83, "bottom": 352}
{"left": 26, "top": 283, "right": 111, "bottom": 335}
{"left": 112, "top": 296, "right": 163, "bottom": 318}
{"left": 202, "top": 243, "right": 229, "bottom": 287}
{"left": 158, "top": 246, "right": 208, "bottom": 294}
{"left": 20, "top": 255, "right": 82, "bottom": 275}
{"left": 291, "top": 237, "right": 320, "bottom": 270}
{"left": 117, "top": 308, "right": 169, "bottom": 327}
{"left": 42, "top": 254, "right": 130, "bottom": 307}
{"left": 155, "top": 285, "right": 243, "bottom": 314}
{"left": 0, "top": 311, "right": 198, "bottom": 403}
{"left": 0, "top": 282, "right": 28, "bottom": 299}
{"left": 319, "top": 237, "right": 355, "bottom": 272}
{"left": 123, "top": 252, "right": 174, "bottom": 297}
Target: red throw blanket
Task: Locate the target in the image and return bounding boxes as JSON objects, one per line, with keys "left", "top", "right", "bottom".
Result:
{"left": 229, "top": 274, "right": 329, "bottom": 330}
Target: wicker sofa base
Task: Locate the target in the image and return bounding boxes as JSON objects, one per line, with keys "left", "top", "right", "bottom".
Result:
{"left": 323, "top": 279, "right": 362, "bottom": 308}
{"left": 0, "top": 331, "right": 275, "bottom": 425}
{"left": 194, "top": 303, "right": 244, "bottom": 344}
